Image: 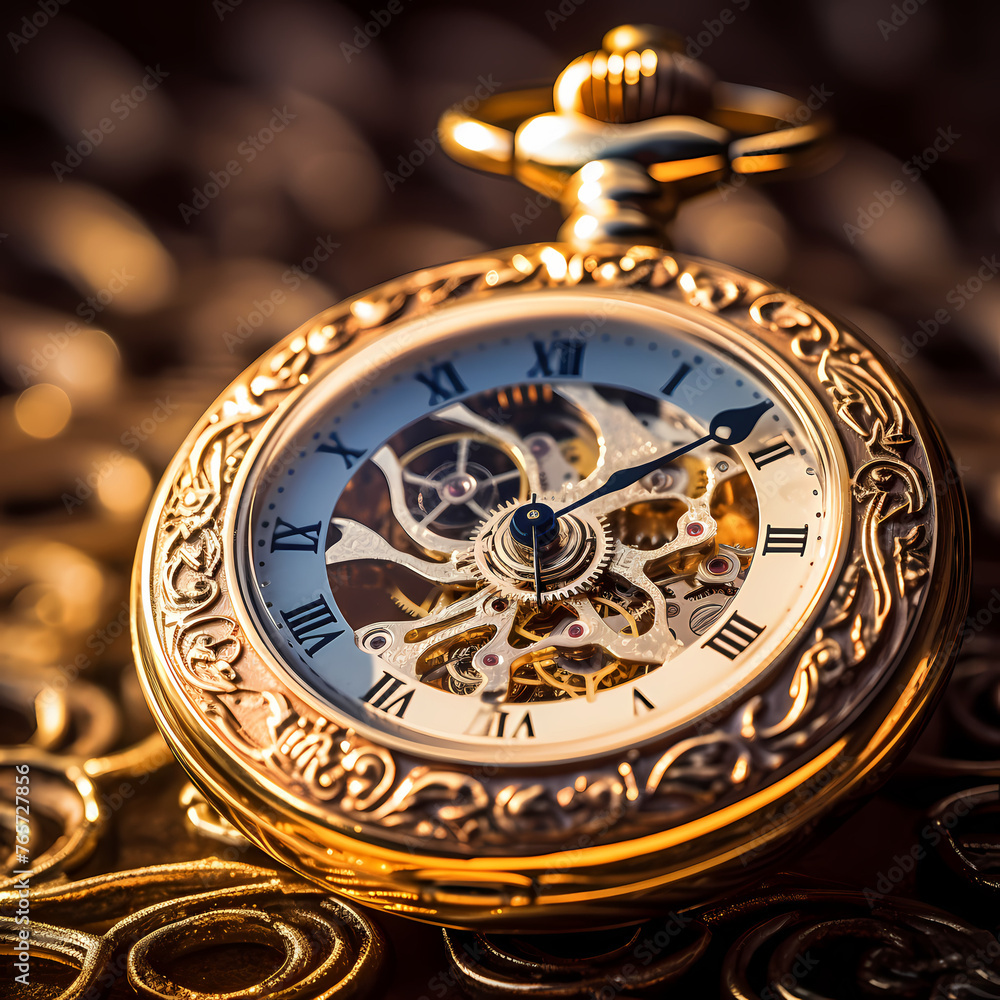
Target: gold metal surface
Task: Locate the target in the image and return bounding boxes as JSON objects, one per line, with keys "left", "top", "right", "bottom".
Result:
{"left": 0, "top": 860, "right": 384, "bottom": 998}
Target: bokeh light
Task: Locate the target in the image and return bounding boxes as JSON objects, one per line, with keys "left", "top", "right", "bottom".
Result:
{"left": 15, "top": 383, "right": 72, "bottom": 438}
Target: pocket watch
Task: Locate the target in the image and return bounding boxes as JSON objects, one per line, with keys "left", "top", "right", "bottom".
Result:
{"left": 132, "top": 25, "right": 969, "bottom": 929}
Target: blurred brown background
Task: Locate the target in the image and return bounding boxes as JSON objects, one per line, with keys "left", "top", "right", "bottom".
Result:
{"left": 2, "top": 1, "right": 1000, "bottom": 997}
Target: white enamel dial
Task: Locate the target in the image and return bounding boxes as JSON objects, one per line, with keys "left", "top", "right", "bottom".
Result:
{"left": 231, "top": 290, "right": 846, "bottom": 764}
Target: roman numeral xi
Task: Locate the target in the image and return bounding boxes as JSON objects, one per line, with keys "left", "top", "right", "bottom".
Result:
{"left": 414, "top": 362, "right": 466, "bottom": 405}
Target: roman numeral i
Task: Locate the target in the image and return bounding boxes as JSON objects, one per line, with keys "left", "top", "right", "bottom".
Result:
{"left": 488, "top": 710, "right": 535, "bottom": 738}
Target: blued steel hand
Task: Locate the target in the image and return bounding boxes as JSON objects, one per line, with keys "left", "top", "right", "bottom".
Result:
{"left": 532, "top": 523, "right": 542, "bottom": 605}
{"left": 559, "top": 400, "right": 774, "bottom": 517}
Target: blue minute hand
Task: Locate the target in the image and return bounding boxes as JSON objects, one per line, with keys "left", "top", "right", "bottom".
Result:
{"left": 559, "top": 399, "right": 774, "bottom": 517}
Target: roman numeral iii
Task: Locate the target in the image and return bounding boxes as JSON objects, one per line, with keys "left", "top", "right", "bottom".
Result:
{"left": 762, "top": 524, "right": 809, "bottom": 556}
{"left": 703, "top": 612, "right": 764, "bottom": 660}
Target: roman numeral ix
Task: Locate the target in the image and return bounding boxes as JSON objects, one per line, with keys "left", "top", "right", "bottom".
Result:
{"left": 270, "top": 517, "right": 322, "bottom": 553}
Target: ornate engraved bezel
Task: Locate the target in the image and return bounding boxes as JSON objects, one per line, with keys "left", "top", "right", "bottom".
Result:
{"left": 132, "top": 243, "right": 969, "bottom": 929}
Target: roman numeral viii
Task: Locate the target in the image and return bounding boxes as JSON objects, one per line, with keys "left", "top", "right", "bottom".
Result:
{"left": 361, "top": 671, "right": 414, "bottom": 718}
{"left": 279, "top": 596, "right": 343, "bottom": 656}
{"left": 270, "top": 517, "right": 322, "bottom": 553}
{"left": 529, "top": 338, "right": 585, "bottom": 377}
{"left": 762, "top": 524, "right": 809, "bottom": 556}
{"left": 703, "top": 612, "right": 764, "bottom": 660}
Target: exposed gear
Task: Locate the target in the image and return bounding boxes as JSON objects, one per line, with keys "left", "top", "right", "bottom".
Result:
{"left": 397, "top": 431, "right": 528, "bottom": 538}
{"left": 509, "top": 648, "right": 653, "bottom": 703}
{"left": 468, "top": 499, "right": 614, "bottom": 604}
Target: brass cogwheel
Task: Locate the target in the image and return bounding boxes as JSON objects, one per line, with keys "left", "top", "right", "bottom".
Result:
{"left": 467, "top": 499, "right": 614, "bottom": 604}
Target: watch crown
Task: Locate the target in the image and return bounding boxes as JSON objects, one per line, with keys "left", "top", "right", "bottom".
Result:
{"left": 554, "top": 25, "right": 715, "bottom": 125}
{"left": 439, "top": 23, "right": 835, "bottom": 249}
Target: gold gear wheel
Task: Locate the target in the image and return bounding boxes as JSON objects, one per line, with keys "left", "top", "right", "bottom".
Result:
{"left": 467, "top": 499, "right": 614, "bottom": 605}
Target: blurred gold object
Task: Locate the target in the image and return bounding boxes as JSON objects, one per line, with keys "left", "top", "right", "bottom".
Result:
{"left": 439, "top": 25, "right": 833, "bottom": 246}
{"left": 0, "top": 860, "right": 384, "bottom": 998}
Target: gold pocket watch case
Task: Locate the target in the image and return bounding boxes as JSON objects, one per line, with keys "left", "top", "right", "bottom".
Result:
{"left": 132, "top": 26, "right": 969, "bottom": 930}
